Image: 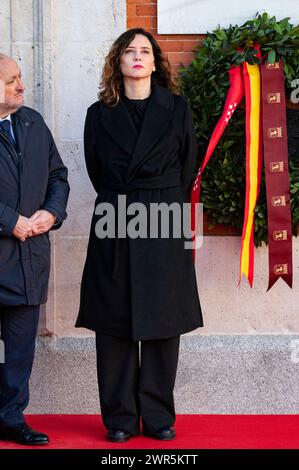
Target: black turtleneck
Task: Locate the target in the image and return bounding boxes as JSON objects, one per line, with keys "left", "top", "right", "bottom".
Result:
{"left": 122, "top": 94, "right": 151, "bottom": 135}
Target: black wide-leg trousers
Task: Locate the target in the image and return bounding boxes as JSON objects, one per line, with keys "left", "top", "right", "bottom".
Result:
{"left": 95, "top": 334, "right": 180, "bottom": 436}
{"left": 0, "top": 304, "right": 40, "bottom": 426}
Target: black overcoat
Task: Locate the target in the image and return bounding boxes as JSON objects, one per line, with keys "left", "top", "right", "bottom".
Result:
{"left": 76, "top": 84, "right": 203, "bottom": 340}
{"left": 0, "top": 106, "right": 69, "bottom": 306}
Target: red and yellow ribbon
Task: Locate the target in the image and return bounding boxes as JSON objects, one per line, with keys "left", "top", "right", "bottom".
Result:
{"left": 191, "top": 49, "right": 293, "bottom": 289}
{"left": 239, "top": 61, "right": 263, "bottom": 286}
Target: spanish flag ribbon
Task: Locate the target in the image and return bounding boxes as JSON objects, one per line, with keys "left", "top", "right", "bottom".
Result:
{"left": 191, "top": 50, "right": 293, "bottom": 289}
{"left": 239, "top": 61, "right": 263, "bottom": 287}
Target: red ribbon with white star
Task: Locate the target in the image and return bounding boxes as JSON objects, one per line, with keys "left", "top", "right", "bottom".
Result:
{"left": 190, "top": 65, "right": 244, "bottom": 255}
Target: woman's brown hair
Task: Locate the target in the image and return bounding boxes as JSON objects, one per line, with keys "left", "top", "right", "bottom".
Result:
{"left": 98, "top": 28, "right": 177, "bottom": 106}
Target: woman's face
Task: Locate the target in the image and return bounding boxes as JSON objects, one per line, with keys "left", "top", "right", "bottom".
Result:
{"left": 120, "top": 34, "right": 156, "bottom": 80}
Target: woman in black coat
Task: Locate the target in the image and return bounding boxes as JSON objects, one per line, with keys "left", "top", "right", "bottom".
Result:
{"left": 76, "top": 28, "right": 203, "bottom": 442}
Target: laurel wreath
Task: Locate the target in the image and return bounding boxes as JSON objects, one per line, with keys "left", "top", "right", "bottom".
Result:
{"left": 179, "top": 13, "right": 299, "bottom": 245}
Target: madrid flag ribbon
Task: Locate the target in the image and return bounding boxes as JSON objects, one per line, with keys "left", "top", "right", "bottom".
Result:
{"left": 191, "top": 53, "right": 292, "bottom": 289}
{"left": 260, "top": 61, "right": 292, "bottom": 289}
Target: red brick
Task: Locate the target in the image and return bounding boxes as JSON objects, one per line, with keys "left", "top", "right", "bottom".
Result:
{"left": 167, "top": 51, "right": 196, "bottom": 64}
{"left": 160, "top": 41, "right": 184, "bottom": 52}
{"left": 158, "top": 34, "right": 202, "bottom": 40}
{"left": 150, "top": 16, "right": 157, "bottom": 30}
{"left": 181, "top": 40, "right": 202, "bottom": 51}
{"left": 127, "top": 0, "right": 153, "bottom": 4}
{"left": 126, "top": 4, "right": 136, "bottom": 17}
{"left": 127, "top": 17, "right": 151, "bottom": 29}
{"left": 182, "top": 51, "right": 197, "bottom": 62}
{"left": 136, "top": 4, "right": 156, "bottom": 16}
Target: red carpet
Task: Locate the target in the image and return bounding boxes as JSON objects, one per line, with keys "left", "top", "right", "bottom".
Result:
{"left": 0, "top": 415, "right": 299, "bottom": 449}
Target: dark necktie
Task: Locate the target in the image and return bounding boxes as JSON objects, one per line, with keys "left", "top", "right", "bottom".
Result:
{"left": 0, "top": 119, "right": 16, "bottom": 148}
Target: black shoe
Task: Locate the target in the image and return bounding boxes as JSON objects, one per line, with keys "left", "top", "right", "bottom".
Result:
{"left": 107, "top": 429, "right": 131, "bottom": 443}
{"left": 0, "top": 423, "right": 49, "bottom": 446}
{"left": 144, "top": 426, "right": 176, "bottom": 440}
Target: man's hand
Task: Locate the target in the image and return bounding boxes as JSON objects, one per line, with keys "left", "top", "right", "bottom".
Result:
{"left": 12, "top": 215, "right": 33, "bottom": 241}
{"left": 30, "top": 210, "right": 57, "bottom": 235}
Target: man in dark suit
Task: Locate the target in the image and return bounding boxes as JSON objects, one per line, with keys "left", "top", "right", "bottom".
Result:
{"left": 0, "top": 53, "right": 69, "bottom": 445}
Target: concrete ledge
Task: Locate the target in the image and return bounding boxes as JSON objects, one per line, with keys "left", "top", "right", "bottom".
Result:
{"left": 27, "top": 335, "right": 299, "bottom": 414}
